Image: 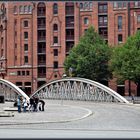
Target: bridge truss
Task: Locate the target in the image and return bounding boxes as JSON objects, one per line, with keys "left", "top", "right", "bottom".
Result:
{"left": 0, "top": 79, "right": 29, "bottom": 101}
{"left": 31, "top": 77, "right": 129, "bottom": 103}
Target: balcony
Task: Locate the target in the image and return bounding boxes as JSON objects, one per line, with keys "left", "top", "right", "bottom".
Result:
{"left": 38, "top": 61, "right": 46, "bottom": 66}
{"left": 38, "top": 24, "right": 46, "bottom": 29}
{"left": 38, "top": 36, "right": 46, "bottom": 42}
{"left": 66, "top": 35, "right": 74, "bottom": 41}
{"left": 98, "top": 22, "right": 107, "bottom": 27}
{"left": 98, "top": 9, "right": 107, "bottom": 15}
{"left": 38, "top": 48, "right": 46, "bottom": 54}
{"left": 66, "top": 9, "right": 74, "bottom": 16}
{"left": 66, "top": 23, "right": 74, "bottom": 28}
{"left": 66, "top": 46, "right": 73, "bottom": 54}
{"left": 38, "top": 73, "right": 46, "bottom": 78}
{"left": 99, "top": 34, "right": 108, "bottom": 40}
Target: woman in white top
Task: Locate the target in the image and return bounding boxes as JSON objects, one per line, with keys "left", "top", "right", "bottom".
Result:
{"left": 23, "top": 98, "right": 28, "bottom": 112}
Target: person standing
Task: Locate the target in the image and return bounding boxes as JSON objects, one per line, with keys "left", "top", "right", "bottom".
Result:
{"left": 17, "top": 96, "right": 21, "bottom": 113}
{"left": 39, "top": 100, "right": 45, "bottom": 111}
{"left": 23, "top": 98, "right": 28, "bottom": 112}
{"left": 29, "top": 97, "right": 34, "bottom": 112}
{"left": 34, "top": 97, "right": 39, "bottom": 112}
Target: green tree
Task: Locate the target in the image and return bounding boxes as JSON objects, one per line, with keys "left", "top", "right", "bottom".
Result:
{"left": 110, "top": 30, "right": 140, "bottom": 95}
{"left": 64, "top": 26, "right": 111, "bottom": 83}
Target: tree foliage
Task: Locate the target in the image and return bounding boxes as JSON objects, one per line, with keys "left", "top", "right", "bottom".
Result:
{"left": 64, "top": 26, "right": 111, "bottom": 82}
{"left": 110, "top": 30, "right": 140, "bottom": 85}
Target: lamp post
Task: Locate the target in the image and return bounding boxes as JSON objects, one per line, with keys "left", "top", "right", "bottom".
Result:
{"left": 69, "top": 67, "right": 74, "bottom": 77}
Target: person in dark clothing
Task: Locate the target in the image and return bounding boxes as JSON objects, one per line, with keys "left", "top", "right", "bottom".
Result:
{"left": 29, "top": 97, "right": 34, "bottom": 112}
{"left": 34, "top": 97, "right": 39, "bottom": 112}
{"left": 39, "top": 100, "right": 45, "bottom": 111}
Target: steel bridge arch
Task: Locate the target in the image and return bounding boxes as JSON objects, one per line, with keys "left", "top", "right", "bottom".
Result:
{"left": 0, "top": 79, "right": 30, "bottom": 101}
{"left": 31, "top": 77, "right": 129, "bottom": 103}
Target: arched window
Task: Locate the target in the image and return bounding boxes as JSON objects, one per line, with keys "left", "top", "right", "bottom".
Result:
{"left": 80, "top": 3, "right": 83, "bottom": 9}
{"left": 19, "top": 6, "right": 24, "bottom": 13}
{"left": 53, "top": 24, "right": 58, "bottom": 31}
{"left": 28, "top": 5, "right": 32, "bottom": 13}
{"left": 13, "top": 6, "right": 17, "bottom": 14}
{"left": 24, "top": 5, "right": 28, "bottom": 13}
{"left": 37, "top": 2, "right": 46, "bottom": 16}
{"left": 53, "top": 3, "right": 58, "bottom": 15}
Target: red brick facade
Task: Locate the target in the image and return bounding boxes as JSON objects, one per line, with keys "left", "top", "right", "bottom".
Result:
{"left": 0, "top": 1, "right": 140, "bottom": 96}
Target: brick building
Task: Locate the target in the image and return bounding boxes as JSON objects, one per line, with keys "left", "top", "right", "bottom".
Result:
{"left": 0, "top": 1, "right": 140, "bottom": 96}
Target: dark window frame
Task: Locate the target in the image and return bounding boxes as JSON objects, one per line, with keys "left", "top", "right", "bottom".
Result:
{"left": 53, "top": 36, "right": 58, "bottom": 44}
{"left": 53, "top": 3, "right": 58, "bottom": 15}
{"left": 118, "top": 16, "right": 122, "bottom": 30}
{"left": 54, "top": 61, "right": 58, "bottom": 69}
{"left": 24, "top": 20, "right": 28, "bottom": 27}
{"left": 118, "top": 34, "right": 123, "bottom": 43}
{"left": 24, "top": 32, "right": 28, "bottom": 39}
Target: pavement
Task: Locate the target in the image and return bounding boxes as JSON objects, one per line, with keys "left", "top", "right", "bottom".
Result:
{"left": 0, "top": 100, "right": 93, "bottom": 125}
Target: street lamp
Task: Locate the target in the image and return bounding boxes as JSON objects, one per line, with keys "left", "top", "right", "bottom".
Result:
{"left": 69, "top": 67, "right": 74, "bottom": 77}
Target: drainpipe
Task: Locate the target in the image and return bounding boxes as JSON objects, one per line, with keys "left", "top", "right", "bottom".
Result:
{"left": 31, "top": 2, "right": 35, "bottom": 94}
{"left": 128, "top": 2, "right": 131, "bottom": 96}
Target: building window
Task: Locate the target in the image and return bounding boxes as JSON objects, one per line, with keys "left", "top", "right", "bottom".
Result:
{"left": 54, "top": 49, "right": 58, "bottom": 56}
{"left": 53, "top": 24, "right": 58, "bottom": 31}
{"left": 118, "top": 16, "right": 122, "bottom": 30}
{"left": 24, "top": 5, "right": 28, "bottom": 13}
{"left": 118, "top": 2, "right": 122, "bottom": 8}
{"left": 113, "top": 2, "right": 117, "bottom": 8}
{"left": 99, "top": 16, "right": 108, "bottom": 26}
{"left": 137, "top": 15, "right": 140, "bottom": 23}
{"left": 22, "top": 71, "right": 25, "bottom": 75}
{"left": 98, "top": 4, "right": 107, "bottom": 13}
{"left": 24, "top": 56, "right": 28, "bottom": 63}
{"left": 24, "top": 20, "right": 28, "bottom": 27}
{"left": 13, "top": 6, "right": 17, "bottom": 14}
{"left": 113, "top": 2, "right": 126, "bottom": 9}
{"left": 17, "top": 71, "right": 21, "bottom": 76}
{"left": 26, "top": 71, "right": 30, "bottom": 75}
{"left": 37, "top": 2, "right": 46, "bottom": 16}
{"left": 53, "top": 36, "right": 58, "bottom": 44}
{"left": 53, "top": 3, "right": 58, "bottom": 15}
{"left": 24, "top": 44, "right": 28, "bottom": 51}
{"left": 24, "top": 32, "right": 28, "bottom": 39}
{"left": 80, "top": 3, "right": 83, "bottom": 9}
{"left": 118, "top": 34, "right": 122, "bottom": 43}
{"left": 16, "top": 82, "right": 22, "bottom": 86}
{"left": 134, "top": 2, "right": 140, "bottom": 7}
{"left": 80, "top": 2, "right": 93, "bottom": 11}
{"left": 84, "top": 17, "right": 89, "bottom": 25}
{"left": 84, "top": 29, "right": 88, "bottom": 33}
{"left": 19, "top": 6, "right": 24, "bottom": 13}
{"left": 28, "top": 5, "right": 32, "bottom": 13}
{"left": 54, "top": 61, "right": 58, "bottom": 69}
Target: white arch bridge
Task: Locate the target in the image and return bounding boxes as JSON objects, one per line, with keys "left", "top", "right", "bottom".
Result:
{"left": 0, "top": 78, "right": 129, "bottom": 103}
